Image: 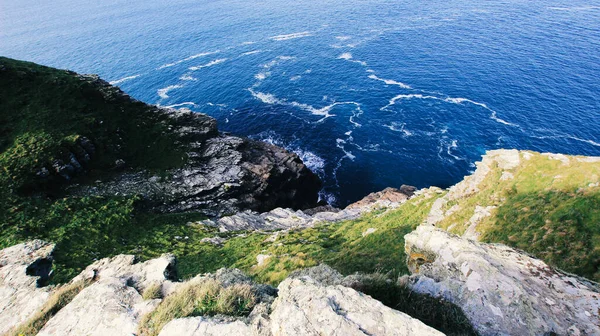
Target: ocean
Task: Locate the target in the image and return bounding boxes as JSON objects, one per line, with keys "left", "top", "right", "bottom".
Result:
{"left": 2, "top": 0, "right": 599, "bottom": 206}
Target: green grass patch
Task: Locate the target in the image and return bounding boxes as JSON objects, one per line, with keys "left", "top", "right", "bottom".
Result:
{"left": 137, "top": 278, "right": 256, "bottom": 336}
{"left": 431, "top": 151, "right": 600, "bottom": 281}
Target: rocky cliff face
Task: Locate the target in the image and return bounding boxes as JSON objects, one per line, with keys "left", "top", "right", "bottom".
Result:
{"left": 65, "top": 79, "right": 321, "bottom": 215}
{"left": 404, "top": 225, "right": 600, "bottom": 336}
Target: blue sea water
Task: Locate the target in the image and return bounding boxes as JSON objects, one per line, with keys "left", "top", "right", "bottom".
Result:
{"left": 2, "top": 0, "right": 600, "bottom": 205}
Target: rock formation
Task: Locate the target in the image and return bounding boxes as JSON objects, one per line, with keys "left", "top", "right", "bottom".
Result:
{"left": 69, "top": 100, "right": 322, "bottom": 216}
{"left": 404, "top": 225, "right": 600, "bottom": 336}
{"left": 0, "top": 240, "right": 55, "bottom": 334}
{"left": 197, "top": 186, "right": 414, "bottom": 232}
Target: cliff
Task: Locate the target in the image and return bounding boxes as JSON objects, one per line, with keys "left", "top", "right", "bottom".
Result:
{"left": 2, "top": 58, "right": 600, "bottom": 335}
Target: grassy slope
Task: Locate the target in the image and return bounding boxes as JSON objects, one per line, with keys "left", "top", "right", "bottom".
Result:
{"left": 433, "top": 151, "right": 600, "bottom": 281}
{"left": 0, "top": 57, "right": 195, "bottom": 282}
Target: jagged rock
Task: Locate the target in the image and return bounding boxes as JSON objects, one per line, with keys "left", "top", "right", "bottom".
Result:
{"left": 70, "top": 107, "right": 321, "bottom": 216}
{"left": 0, "top": 240, "right": 55, "bottom": 334}
{"left": 38, "top": 277, "right": 159, "bottom": 336}
{"left": 270, "top": 277, "right": 444, "bottom": 336}
{"left": 38, "top": 254, "right": 177, "bottom": 335}
{"left": 199, "top": 236, "right": 227, "bottom": 246}
{"left": 346, "top": 186, "right": 414, "bottom": 209}
{"left": 71, "top": 253, "right": 177, "bottom": 292}
{"left": 404, "top": 225, "right": 600, "bottom": 336}
{"left": 199, "top": 185, "right": 415, "bottom": 232}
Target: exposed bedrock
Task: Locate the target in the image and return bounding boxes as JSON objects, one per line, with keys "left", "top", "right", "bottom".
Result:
{"left": 404, "top": 225, "right": 600, "bottom": 336}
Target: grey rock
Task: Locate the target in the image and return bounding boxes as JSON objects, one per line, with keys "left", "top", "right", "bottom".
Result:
{"left": 69, "top": 106, "right": 322, "bottom": 216}
{"left": 270, "top": 277, "right": 444, "bottom": 336}
{"left": 0, "top": 240, "right": 55, "bottom": 334}
{"left": 198, "top": 186, "right": 414, "bottom": 232}
{"left": 404, "top": 225, "right": 600, "bottom": 336}
{"left": 38, "top": 277, "right": 160, "bottom": 336}
{"left": 159, "top": 316, "right": 255, "bottom": 336}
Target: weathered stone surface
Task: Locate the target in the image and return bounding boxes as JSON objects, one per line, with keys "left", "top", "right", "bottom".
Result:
{"left": 66, "top": 77, "right": 322, "bottom": 216}
{"left": 38, "top": 277, "right": 159, "bottom": 336}
{"left": 0, "top": 240, "right": 55, "bottom": 334}
{"left": 38, "top": 253, "right": 177, "bottom": 335}
{"left": 270, "top": 277, "right": 444, "bottom": 336}
{"left": 71, "top": 253, "right": 177, "bottom": 292}
{"left": 198, "top": 185, "right": 415, "bottom": 232}
{"left": 404, "top": 225, "right": 600, "bottom": 336}
{"left": 159, "top": 316, "right": 254, "bottom": 336}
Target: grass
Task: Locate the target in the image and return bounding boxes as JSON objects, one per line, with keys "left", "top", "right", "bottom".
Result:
{"left": 137, "top": 278, "right": 256, "bottom": 336}
{"left": 430, "top": 151, "right": 600, "bottom": 281}
{"left": 142, "top": 282, "right": 164, "bottom": 300}
{"left": 349, "top": 273, "right": 477, "bottom": 336}
{"left": 7, "top": 279, "right": 92, "bottom": 336}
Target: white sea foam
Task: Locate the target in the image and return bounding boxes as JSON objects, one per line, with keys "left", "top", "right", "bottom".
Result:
{"left": 335, "top": 35, "right": 352, "bottom": 41}
{"left": 382, "top": 93, "right": 518, "bottom": 127}
{"left": 337, "top": 52, "right": 367, "bottom": 66}
{"left": 338, "top": 52, "right": 353, "bottom": 60}
{"left": 109, "top": 74, "right": 141, "bottom": 85}
{"left": 158, "top": 51, "right": 220, "bottom": 69}
{"left": 188, "top": 58, "right": 228, "bottom": 70}
{"left": 179, "top": 74, "right": 198, "bottom": 81}
{"left": 384, "top": 122, "right": 413, "bottom": 136}
{"left": 109, "top": 74, "right": 140, "bottom": 85}
{"left": 248, "top": 89, "right": 365, "bottom": 122}
{"left": 368, "top": 74, "right": 411, "bottom": 89}
{"left": 165, "top": 102, "right": 197, "bottom": 108}
{"left": 270, "top": 31, "right": 313, "bottom": 41}
{"left": 534, "top": 134, "right": 600, "bottom": 147}
{"left": 290, "top": 76, "right": 301, "bottom": 81}
{"left": 548, "top": 6, "right": 600, "bottom": 11}
{"left": 240, "top": 50, "right": 262, "bottom": 56}
{"left": 157, "top": 85, "right": 183, "bottom": 99}
{"left": 241, "top": 41, "right": 256, "bottom": 45}
{"left": 254, "top": 72, "right": 270, "bottom": 80}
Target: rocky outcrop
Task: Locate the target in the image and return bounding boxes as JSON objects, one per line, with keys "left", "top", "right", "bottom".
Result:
{"left": 198, "top": 186, "right": 414, "bottom": 232}
{"left": 0, "top": 240, "right": 55, "bottom": 334}
{"left": 404, "top": 225, "right": 600, "bottom": 336}
{"left": 269, "top": 277, "right": 443, "bottom": 336}
{"left": 60, "top": 76, "right": 321, "bottom": 216}
{"left": 159, "top": 267, "right": 443, "bottom": 336}
{"left": 38, "top": 254, "right": 177, "bottom": 336}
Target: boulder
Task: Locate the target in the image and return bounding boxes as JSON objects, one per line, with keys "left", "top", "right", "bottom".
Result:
{"left": 0, "top": 240, "right": 55, "bottom": 334}
{"left": 38, "top": 254, "right": 177, "bottom": 335}
{"left": 404, "top": 225, "right": 600, "bottom": 336}
{"left": 269, "top": 277, "right": 444, "bottom": 336}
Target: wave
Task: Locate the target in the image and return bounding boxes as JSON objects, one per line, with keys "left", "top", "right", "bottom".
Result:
{"left": 109, "top": 74, "right": 140, "bottom": 85}
{"left": 165, "top": 102, "right": 197, "bottom": 108}
{"left": 241, "top": 41, "right": 256, "bottom": 45}
{"left": 337, "top": 52, "right": 353, "bottom": 60}
{"left": 179, "top": 74, "right": 198, "bottom": 81}
{"left": 189, "top": 58, "right": 228, "bottom": 70}
{"left": 335, "top": 35, "right": 352, "bottom": 41}
{"left": 290, "top": 75, "right": 301, "bottom": 81}
{"left": 270, "top": 31, "right": 313, "bottom": 41}
{"left": 384, "top": 122, "right": 413, "bottom": 136}
{"left": 240, "top": 50, "right": 262, "bottom": 56}
{"left": 158, "top": 50, "right": 220, "bottom": 69}
{"left": 368, "top": 74, "right": 411, "bottom": 89}
{"left": 533, "top": 134, "right": 600, "bottom": 147}
{"left": 382, "top": 93, "right": 519, "bottom": 127}
{"left": 247, "top": 89, "right": 335, "bottom": 119}
{"left": 548, "top": 6, "right": 600, "bottom": 11}
{"left": 157, "top": 85, "right": 183, "bottom": 99}
{"left": 337, "top": 52, "right": 367, "bottom": 66}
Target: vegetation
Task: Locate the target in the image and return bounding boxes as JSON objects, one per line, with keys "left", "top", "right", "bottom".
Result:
{"left": 137, "top": 279, "right": 256, "bottom": 336}
{"left": 349, "top": 273, "right": 477, "bottom": 336}
{"left": 7, "top": 279, "right": 92, "bottom": 336}
{"left": 431, "top": 151, "right": 600, "bottom": 281}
